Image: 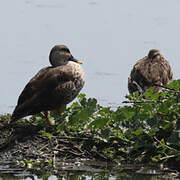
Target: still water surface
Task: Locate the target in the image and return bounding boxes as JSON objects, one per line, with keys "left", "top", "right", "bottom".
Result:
{"left": 0, "top": 0, "right": 180, "bottom": 179}
{"left": 0, "top": 161, "right": 178, "bottom": 180}
{"left": 0, "top": 0, "right": 180, "bottom": 114}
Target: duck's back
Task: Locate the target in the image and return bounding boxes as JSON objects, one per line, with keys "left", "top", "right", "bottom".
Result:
{"left": 128, "top": 56, "right": 173, "bottom": 93}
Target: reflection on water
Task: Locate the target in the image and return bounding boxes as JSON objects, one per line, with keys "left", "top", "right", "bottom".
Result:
{"left": 0, "top": 161, "right": 179, "bottom": 180}
{"left": 0, "top": 0, "right": 180, "bottom": 178}
{"left": 0, "top": 0, "right": 180, "bottom": 114}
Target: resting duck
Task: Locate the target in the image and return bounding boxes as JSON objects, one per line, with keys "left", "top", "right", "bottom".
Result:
{"left": 128, "top": 49, "right": 173, "bottom": 94}
{"left": 9, "top": 45, "right": 85, "bottom": 125}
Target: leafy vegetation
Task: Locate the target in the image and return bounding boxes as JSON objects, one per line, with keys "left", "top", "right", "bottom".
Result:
{"left": 26, "top": 79, "right": 180, "bottom": 167}
{"left": 0, "top": 79, "right": 179, "bottom": 175}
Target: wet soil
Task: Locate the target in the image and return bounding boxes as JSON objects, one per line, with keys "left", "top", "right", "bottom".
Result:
{"left": 0, "top": 114, "right": 180, "bottom": 178}
{"left": 0, "top": 115, "right": 114, "bottom": 163}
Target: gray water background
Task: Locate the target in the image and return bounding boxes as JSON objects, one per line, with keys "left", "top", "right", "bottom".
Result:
{"left": 0, "top": 0, "right": 180, "bottom": 114}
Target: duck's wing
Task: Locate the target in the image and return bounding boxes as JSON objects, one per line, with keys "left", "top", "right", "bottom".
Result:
{"left": 160, "top": 58, "right": 173, "bottom": 85}
{"left": 128, "top": 77, "right": 144, "bottom": 94}
{"left": 17, "top": 67, "right": 50, "bottom": 106}
{"left": 129, "top": 57, "right": 151, "bottom": 93}
{"left": 17, "top": 66, "right": 73, "bottom": 107}
{"left": 11, "top": 66, "right": 75, "bottom": 122}
{"left": 138, "top": 57, "right": 173, "bottom": 86}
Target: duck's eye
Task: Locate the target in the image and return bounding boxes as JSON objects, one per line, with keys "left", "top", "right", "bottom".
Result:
{"left": 61, "top": 48, "right": 70, "bottom": 53}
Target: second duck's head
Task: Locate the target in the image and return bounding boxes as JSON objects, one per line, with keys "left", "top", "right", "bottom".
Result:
{"left": 147, "top": 49, "right": 163, "bottom": 61}
{"left": 49, "top": 45, "right": 82, "bottom": 67}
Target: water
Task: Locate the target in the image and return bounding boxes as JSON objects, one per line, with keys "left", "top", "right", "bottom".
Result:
{"left": 0, "top": 1, "right": 180, "bottom": 178}
{"left": 0, "top": 161, "right": 179, "bottom": 180}
{"left": 0, "top": 0, "right": 180, "bottom": 114}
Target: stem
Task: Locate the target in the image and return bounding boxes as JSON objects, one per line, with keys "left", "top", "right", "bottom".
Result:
{"left": 154, "top": 84, "right": 180, "bottom": 93}
{"left": 122, "top": 100, "right": 161, "bottom": 104}
{"left": 154, "top": 137, "right": 176, "bottom": 151}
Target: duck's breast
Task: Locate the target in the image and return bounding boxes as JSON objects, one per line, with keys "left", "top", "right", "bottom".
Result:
{"left": 68, "top": 61, "right": 85, "bottom": 90}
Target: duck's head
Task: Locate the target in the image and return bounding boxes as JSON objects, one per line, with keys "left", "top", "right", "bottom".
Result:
{"left": 49, "top": 45, "right": 82, "bottom": 67}
{"left": 147, "top": 49, "right": 162, "bottom": 61}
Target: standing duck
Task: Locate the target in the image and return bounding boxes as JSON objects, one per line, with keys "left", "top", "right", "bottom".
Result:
{"left": 128, "top": 49, "right": 173, "bottom": 94}
{"left": 9, "top": 45, "right": 85, "bottom": 124}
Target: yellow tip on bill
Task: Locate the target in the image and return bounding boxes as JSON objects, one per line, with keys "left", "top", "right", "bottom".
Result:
{"left": 77, "top": 60, "right": 83, "bottom": 64}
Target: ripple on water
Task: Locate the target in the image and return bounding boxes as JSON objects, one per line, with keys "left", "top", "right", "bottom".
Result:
{"left": 0, "top": 160, "right": 179, "bottom": 179}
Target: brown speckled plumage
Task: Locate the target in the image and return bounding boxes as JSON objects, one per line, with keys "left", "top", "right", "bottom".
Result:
{"left": 10, "top": 45, "right": 85, "bottom": 123}
{"left": 128, "top": 49, "right": 173, "bottom": 94}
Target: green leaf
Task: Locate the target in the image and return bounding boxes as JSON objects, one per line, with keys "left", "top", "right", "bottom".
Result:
{"left": 40, "top": 131, "right": 56, "bottom": 138}
{"left": 133, "top": 129, "right": 144, "bottom": 136}
{"left": 147, "top": 117, "right": 158, "bottom": 127}
{"left": 88, "top": 118, "right": 109, "bottom": 129}
{"left": 101, "top": 128, "right": 111, "bottom": 138}
{"left": 145, "top": 87, "right": 155, "bottom": 97}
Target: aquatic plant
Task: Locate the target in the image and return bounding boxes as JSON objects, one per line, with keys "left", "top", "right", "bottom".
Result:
{"left": 0, "top": 80, "right": 179, "bottom": 170}
{"left": 28, "top": 79, "right": 180, "bottom": 166}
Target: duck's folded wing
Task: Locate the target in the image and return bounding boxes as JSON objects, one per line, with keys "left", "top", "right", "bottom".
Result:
{"left": 17, "top": 67, "right": 67, "bottom": 105}
{"left": 130, "top": 59, "right": 151, "bottom": 88}
{"left": 17, "top": 66, "right": 73, "bottom": 106}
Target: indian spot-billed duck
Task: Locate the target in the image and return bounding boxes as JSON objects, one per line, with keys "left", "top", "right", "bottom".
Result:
{"left": 9, "top": 45, "right": 85, "bottom": 125}
{"left": 128, "top": 49, "right": 173, "bottom": 94}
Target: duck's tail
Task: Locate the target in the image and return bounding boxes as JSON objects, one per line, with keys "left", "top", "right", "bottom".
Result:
{"left": 8, "top": 107, "right": 24, "bottom": 124}
{"left": 8, "top": 114, "right": 18, "bottom": 124}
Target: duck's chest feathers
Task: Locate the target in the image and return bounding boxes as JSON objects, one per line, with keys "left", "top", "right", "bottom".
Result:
{"left": 66, "top": 62, "right": 85, "bottom": 90}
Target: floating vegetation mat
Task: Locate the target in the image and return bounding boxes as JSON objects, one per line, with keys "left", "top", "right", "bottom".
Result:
{"left": 0, "top": 80, "right": 179, "bottom": 175}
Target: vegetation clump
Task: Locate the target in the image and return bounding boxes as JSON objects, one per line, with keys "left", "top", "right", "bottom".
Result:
{"left": 0, "top": 80, "right": 179, "bottom": 170}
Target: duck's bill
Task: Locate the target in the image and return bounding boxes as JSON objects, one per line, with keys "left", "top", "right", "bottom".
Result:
{"left": 76, "top": 60, "right": 83, "bottom": 64}
{"left": 69, "top": 57, "right": 83, "bottom": 64}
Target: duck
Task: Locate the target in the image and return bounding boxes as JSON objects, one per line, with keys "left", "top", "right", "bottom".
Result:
{"left": 9, "top": 45, "right": 85, "bottom": 125}
{"left": 128, "top": 49, "right": 173, "bottom": 94}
